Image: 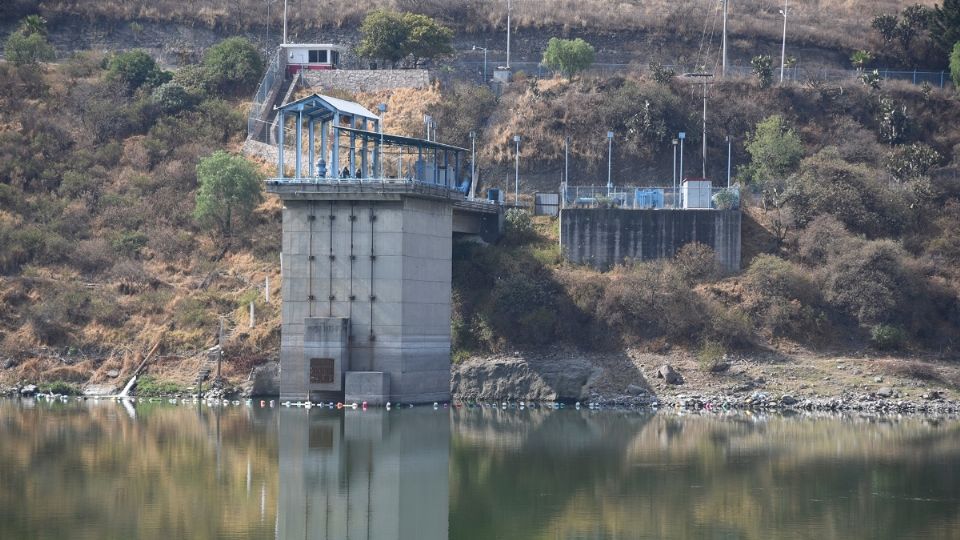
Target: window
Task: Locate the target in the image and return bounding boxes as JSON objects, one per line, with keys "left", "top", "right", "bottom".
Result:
{"left": 308, "top": 49, "right": 328, "bottom": 64}
{"left": 309, "top": 358, "right": 335, "bottom": 384}
{"left": 331, "top": 51, "right": 339, "bottom": 67}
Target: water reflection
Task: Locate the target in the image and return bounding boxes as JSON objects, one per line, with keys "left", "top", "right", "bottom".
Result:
{"left": 278, "top": 408, "right": 449, "bottom": 540}
{"left": 2, "top": 400, "right": 959, "bottom": 540}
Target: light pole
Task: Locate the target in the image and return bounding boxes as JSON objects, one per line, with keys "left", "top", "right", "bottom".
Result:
{"left": 672, "top": 138, "right": 678, "bottom": 188}
{"left": 722, "top": 0, "right": 728, "bottom": 78}
{"left": 282, "top": 0, "right": 288, "bottom": 44}
{"left": 472, "top": 45, "right": 489, "bottom": 82}
{"left": 606, "top": 131, "right": 614, "bottom": 195}
{"left": 470, "top": 130, "right": 477, "bottom": 198}
{"left": 506, "top": 0, "right": 512, "bottom": 69}
{"left": 679, "top": 131, "right": 686, "bottom": 184}
{"left": 564, "top": 136, "right": 570, "bottom": 186}
{"left": 780, "top": 1, "right": 788, "bottom": 84}
{"left": 726, "top": 135, "right": 732, "bottom": 188}
{"left": 513, "top": 135, "right": 521, "bottom": 205}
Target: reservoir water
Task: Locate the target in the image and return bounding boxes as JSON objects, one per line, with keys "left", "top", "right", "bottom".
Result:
{"left": 1, "top": 399, "right": 958, "bottom": 539}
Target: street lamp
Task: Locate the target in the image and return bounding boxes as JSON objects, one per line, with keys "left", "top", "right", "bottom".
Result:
{"left": 469, "top": 130, "right": 477, "bottom": 198}
{"left": 780, "top": 1, "right": 788, "bottom": 84}
{"left": 506, "top": 0, "right": 512, "bottom": 69}
{"left": 726, "top": 135, "right": 732, "bottom": 188}
{"left": 684, "top": 71, "right": 713, "bottom": 178}
{"left": 283, "top": 0, "right": 288, "bottom": 44}
{"left": 472, "top": 45, "right": 489, "bottom": 83}
{"left": 672, "top": 138, "right": 678, "bottom": 188}
{"left": 678, "top": 131, "right": 686, "bottom": 183}
{"left": 606, "top": 131, "right": 614, "bottom": 195}
{"left": 513, "top": 135, "right": 521, "bottom": 205}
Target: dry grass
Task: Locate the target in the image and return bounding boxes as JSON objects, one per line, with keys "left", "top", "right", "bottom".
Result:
{"left": 32, "top": 1, "right": 934, "bottom": 51}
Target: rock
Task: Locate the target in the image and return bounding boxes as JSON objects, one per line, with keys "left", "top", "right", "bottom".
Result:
{"left": 874, "top": 376, "right": 883, "bottom": 383}
{"left": 20, "top": 384, "right": 38, "bottom": 397}
{"left": 656, "top": 365, "right": 683, "bottom": 385}
{"left": 626, "top": 384, "right": 646, "bottom": 396}
{"left": 780, "top": 394, "right": 798, "bottom": 405}
{"left": 3, "top": 358, "right": 15, "bottom": 370}
{"left": 106, "top": 369, "right": 120, "bottom": 379}
{"left": 452, "top": 355, "right": 598, "bottom": 401}
{"left": 922, "top": 390, "right": 942, "bottom": 400}
{"left": 250, "top": 361, "right": 280, "bottom": 396}
{"left": 877, "top": 387, "right": 894, "bottom": 398}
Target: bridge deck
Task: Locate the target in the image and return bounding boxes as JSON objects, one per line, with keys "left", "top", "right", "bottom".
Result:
{"left": 266, "top": 177, "right": 500, "bottom": 214}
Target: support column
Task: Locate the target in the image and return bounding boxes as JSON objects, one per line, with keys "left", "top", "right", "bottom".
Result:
{"left": 373, "top": 120, "right": 380, "bottom": 179}
{"left": 349, "top": 117, "right": 357, "bottom": 178}
{"left": 320, "top": 120, "right": 328, "bottom": 178}
{"left": 360, "top": 119, "right": 369, "bottom": 179}
{"left": 308, "top": 118, "right": 315, "bottom": 179}
{"left": 332, "top": 113, "right": 340, "bottom": 179}
{"left": 295, "top": 110, "right": 302, "bottom": 178}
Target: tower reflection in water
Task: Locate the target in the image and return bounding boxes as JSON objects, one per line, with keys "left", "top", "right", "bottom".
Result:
{"left": 277, "top": 408, "right": 449, "bottom": 540}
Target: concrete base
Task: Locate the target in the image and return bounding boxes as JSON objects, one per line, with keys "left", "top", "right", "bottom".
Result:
{"left": 344, "top": 371, "right": 390, "bottom": 405}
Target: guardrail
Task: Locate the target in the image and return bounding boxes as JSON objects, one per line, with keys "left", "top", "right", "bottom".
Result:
{"left": 562, "top": 185, "right": 740, "bottom": 210}
{"left": 266, "top": 176, "right": 500, "bottom": 211}
{"left": 247, "top": 50, "right": 283, "bottom": 142}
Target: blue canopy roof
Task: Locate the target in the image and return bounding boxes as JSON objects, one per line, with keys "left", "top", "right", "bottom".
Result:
{"left": 274, "top": 93, "right": 380, "bottom": 123}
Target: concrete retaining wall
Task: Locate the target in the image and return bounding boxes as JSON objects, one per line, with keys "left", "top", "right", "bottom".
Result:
{"left": 560, "top": 208, "right": 741, "bottom": 272}
{"left": 304, "top": 69, "right": 430, "bottom": 92}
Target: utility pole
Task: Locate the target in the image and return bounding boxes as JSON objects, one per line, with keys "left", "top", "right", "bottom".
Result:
{"left": 506, "top": 0, "right": 512, "bottom": 69}
{"left": 685, "top": 72, "right": 713, "bottom": 178}
{"left": 513, "top": 135, "right": 521, "bottom": 205}
{"left": 722, "top": 0, "right": 728, "bottom": 78}
{"left": 282, "top": 0, "right": 288, "bottom": 44}
{"left": 780, "top": 0, "right": 788, "bottom": 84}
{"left": 606, "top": 131, "right": 614, "bottom": 195}
{"left": 679, "top": 132, "right": 685, "bottom": 184}
{"left": 672, "top": 138, "right": 678, "bottom": 188}
{"left": 726, "top": 136, "right": 732, "bottom": 188}
{"left": 564, "top": 136, "right": 570, "bottom": 186}
{"left": 470, "top": 131, "right": 477, "bottom": 198}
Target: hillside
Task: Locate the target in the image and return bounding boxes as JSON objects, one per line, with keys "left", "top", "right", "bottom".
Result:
{"left": 1, "top": 5, "right": 960, "bottom": 397}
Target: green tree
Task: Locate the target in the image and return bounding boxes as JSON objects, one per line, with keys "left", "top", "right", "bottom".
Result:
{"left": 402, "top": 13, "right": 453, "bottom": 67}
{"left": 872, "top": 13, "right": 900, "bottom": 44}
{"left": 202, "top": 37, "right": 264, "bottom": 96}
{"left": 4, "top": 30, "right": 55, "bottom": 66}
{"left": 356, "top": 9, "right": 410, "bottom": 68}
{"left": 951, "top": 41, "right": 960, "bottom": 86}
{"left": 542, "top": 37, "right": 596, "bottom": 79}
{"left": 193, "top": 151, "right": 263, "bottom": 239}
{"left": 850, "top": 50, "right": 873, "bottom": 70}
{"left": 933, "top": 0, "right": 960, "bottom": 53}
{"left": 107, "top": 50, "right": 171, "bottom": 92}
{"left": 750, "top": 55, "right": 773, "bottom": 88}
{"left": 741, "top": 115, "right": 803, "bottom": 186}
{"left": 4, "top": 15, "right": 54, "bottom": 66}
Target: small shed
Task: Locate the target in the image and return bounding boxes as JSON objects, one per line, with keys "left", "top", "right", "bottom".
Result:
{"left": 280, "top": 44, "right": 345, "bottom": 74}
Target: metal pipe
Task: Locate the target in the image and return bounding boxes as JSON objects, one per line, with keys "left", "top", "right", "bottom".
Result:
{"left": 506, "top": 0, "right": 512, "bottom": 69}
{"left": 722, "top": 0, "right": 728, "bottom": 78}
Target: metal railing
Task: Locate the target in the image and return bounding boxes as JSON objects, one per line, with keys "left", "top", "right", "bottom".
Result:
{"left": 247, "top": 50, "right": 283, "bottom": 142}
{"left": 456, "top": 60, "right": 952, "bottom": 88}
{"left": 562, "top": 185, "right": 740, "bottom": 210}
{"left": 267, "top": 175, "right": 499, "bottom": 208}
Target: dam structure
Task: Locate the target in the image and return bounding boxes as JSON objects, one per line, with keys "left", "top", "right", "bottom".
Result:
{"left": 266, "top": 94, "right": 501, "bottom": 404}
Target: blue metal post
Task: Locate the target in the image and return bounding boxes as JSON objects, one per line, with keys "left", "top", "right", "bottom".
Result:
{"left": 348, "top": 116, "right": 357, "bottom": 178}
{"left": 320, "top": 120, "right": 328, "bottom": 177}
{"left": 308, "top": 118, "right": 315, "bottom": 178}
{"left": 295, "top": 110, "right": 302, "bottom": 178}
{"left": 360, "top": 119, "right": 368, "bottom": 179}
{"left": 332, "top": 113, "right": 340, "bottom": 179}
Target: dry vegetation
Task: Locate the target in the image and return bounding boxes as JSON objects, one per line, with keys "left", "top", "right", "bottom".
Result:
{"left": 5, "top": 1, "right": 934, "bottom": 53}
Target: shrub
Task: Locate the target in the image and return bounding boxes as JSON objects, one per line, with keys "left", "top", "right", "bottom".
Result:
{"left": 597, "top": 262, "right": 704, "bottom": 342}
{"left": 71, "top": 238, "right": 115, "bottom": 273}
{"left": 107, "top": 50, "right": 171, "bottom": 92}
{"left": 504, "top": 208, "right": 536, "bottom": 244}
{"left": 134, "top": 375, "right": 186, "bottom": 397}
{"left": 743, "top": 255, "right": 823, "bottom": 337}
{"left": 822, "top": 239, "right": 915, "bottom": 326}
{"left": 751, "top": 55, "right": 773, "bottom": 88}
{"left": 542, "top": 37, "right": 596, "bottom": 79}
{"left": 150, "top": 82, "right": 197, "bottom": 114}
{"left": 697, "top": 340, "right": 728, "bottom": 373}
{"left": 39, "top": 381, "right": 81, "bottom": 395}
{"left": 4, "top": 29, "right": 55, "bottom": 66}
{"left": 741, "top": 115, "right": 803, "bottom": 188}
{"left": 797, "top": 215, "right": 852, "bottom": 265}
{"left": 674, "top": 243, "right": 720, "bottom": 284}
{"left": 202, "top": 37, "right": 264, "bottom": 97}
{"left": 870, "top": 324, "right": 907, "bottom": 350}
{"left": 649, "top": 61, "right": 675, "bottom": 85}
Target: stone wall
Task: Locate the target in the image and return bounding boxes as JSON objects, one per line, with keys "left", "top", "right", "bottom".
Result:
{"left": 559, "top": 208, "right": 741, "bottom": 272}
{"left": 304, "top": 69, "right": 431, "bottom": 92}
